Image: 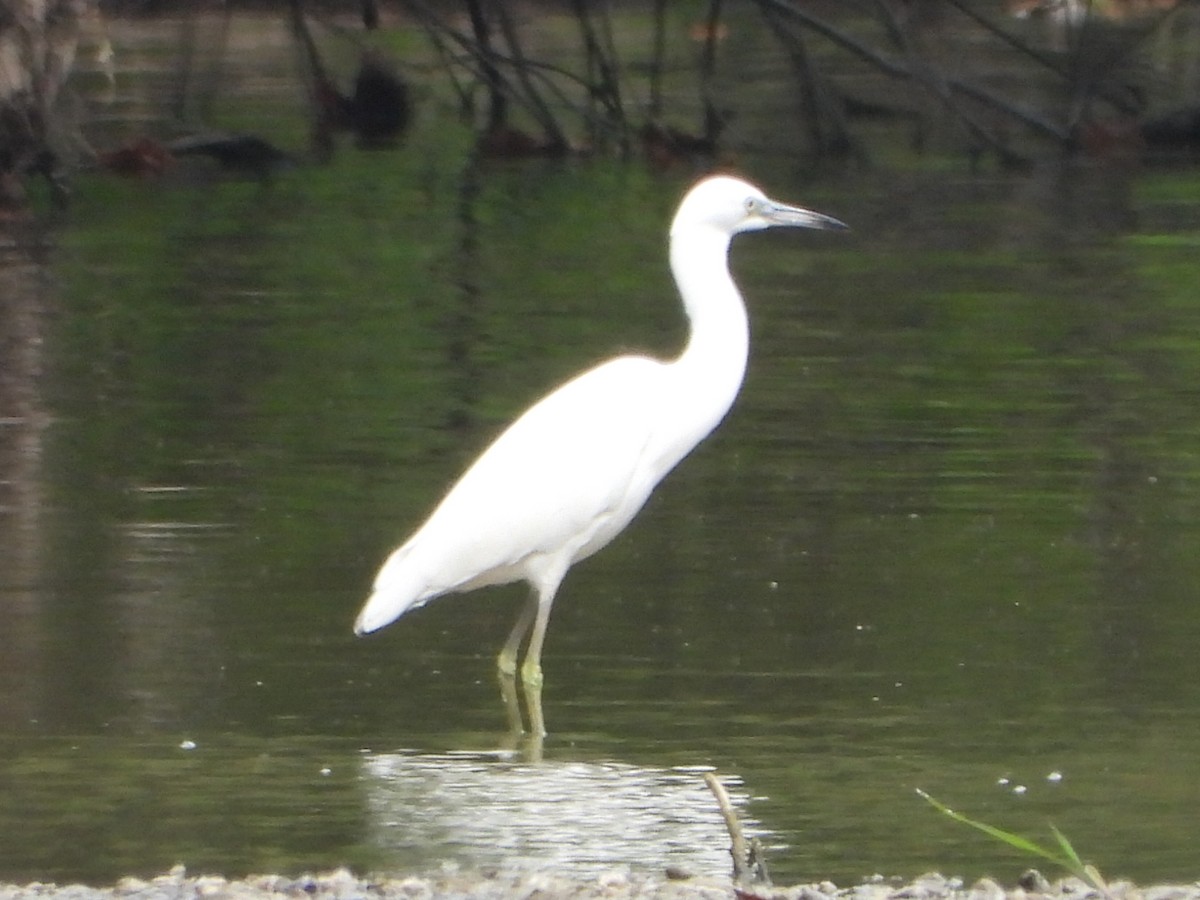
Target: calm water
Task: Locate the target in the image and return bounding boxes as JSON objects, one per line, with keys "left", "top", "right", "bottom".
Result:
{"left": 3, "top": 8, "right": 1200, "bottom": 890}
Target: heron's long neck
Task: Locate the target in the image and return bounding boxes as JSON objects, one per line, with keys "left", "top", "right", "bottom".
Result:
{"left": 666, "top": 226, "right": 750, "bottom": 440}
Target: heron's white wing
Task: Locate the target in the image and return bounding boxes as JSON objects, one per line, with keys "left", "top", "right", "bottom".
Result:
{"left": 380, "top": 355, "right": 672, "bottom": 603}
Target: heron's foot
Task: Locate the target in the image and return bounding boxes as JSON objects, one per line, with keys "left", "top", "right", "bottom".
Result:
{"left": 522, "top": 728, "right": 544, "bottom": 763}
{"left": 495, "top": 651, "right": 547, "bottom": 737}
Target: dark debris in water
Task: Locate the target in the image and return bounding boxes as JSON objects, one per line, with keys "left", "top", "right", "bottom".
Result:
{"left": 1, "top": 868, "right": 1199, "bottom": 900}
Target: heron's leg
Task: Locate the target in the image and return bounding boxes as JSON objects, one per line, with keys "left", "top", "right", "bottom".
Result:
{"left": 498, "top": 591, "right": 538, "bottom": 735}
{"left": 498, "top": 675, "right": 523, "bottom": 740}
{"left": 498, "top": 590, "right": 538, "bottom": 678}
{"left": 520, "top": 587, "right": 558, "bottom": 738}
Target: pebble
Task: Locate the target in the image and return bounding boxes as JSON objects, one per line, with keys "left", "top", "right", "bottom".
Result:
{"left": 0, "top": 869, "right": 1198, "bottom": 900}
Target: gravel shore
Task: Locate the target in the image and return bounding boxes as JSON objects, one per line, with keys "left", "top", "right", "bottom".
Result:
{"left": 2, "top": 868, "right": 1199, "bottom": 900}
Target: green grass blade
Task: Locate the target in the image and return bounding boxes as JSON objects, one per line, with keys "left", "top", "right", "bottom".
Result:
{"left": 915, "top": 789, "right": 1068, "bottom": 867}
{"left": 916, "top": 789, "right": 1107, "bottom": 896}
{"left": 1050, "top": 824, "right": 1085, "bottom": 870}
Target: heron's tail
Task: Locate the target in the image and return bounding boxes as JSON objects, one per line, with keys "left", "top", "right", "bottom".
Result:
{"left": 352, "top": 545, "right": 429, "bottom": 636}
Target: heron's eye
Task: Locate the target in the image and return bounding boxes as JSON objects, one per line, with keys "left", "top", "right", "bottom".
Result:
{"left": 744, "top": 197, "right": 759, "bottom": 213}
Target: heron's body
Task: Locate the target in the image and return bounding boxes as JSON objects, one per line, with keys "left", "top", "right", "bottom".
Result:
{"left": 362, "top": 355, "right": 708, "bottom": 612}
{"left": 354, "top": 175, "right": 846, "bottom": 736}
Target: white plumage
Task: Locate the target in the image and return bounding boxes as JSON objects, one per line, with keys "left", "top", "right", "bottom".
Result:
{"left": 354, "top": 174, "right": 847, "bottom": 736}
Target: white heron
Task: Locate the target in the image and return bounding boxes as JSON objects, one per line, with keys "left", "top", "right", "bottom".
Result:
{"left": 354, "top": 174, "right": 847, "bottom": 736}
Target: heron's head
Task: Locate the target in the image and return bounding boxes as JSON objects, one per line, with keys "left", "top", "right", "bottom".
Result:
{"left": 670, "top": 174, "right": 848, "bottom": 239}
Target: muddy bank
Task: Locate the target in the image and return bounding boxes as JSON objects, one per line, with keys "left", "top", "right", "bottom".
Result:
{"left": 2, "top": 868, "right": 1199, "bottom": 900}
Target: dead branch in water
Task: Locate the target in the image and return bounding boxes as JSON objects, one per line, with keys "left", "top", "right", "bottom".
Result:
{"left": 704, "top": 771, "right": 771, "bottom": 888}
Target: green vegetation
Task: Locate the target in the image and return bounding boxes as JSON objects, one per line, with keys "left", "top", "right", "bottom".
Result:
{"left": 917, "top": 790, "right": 1109, "bottom": 895}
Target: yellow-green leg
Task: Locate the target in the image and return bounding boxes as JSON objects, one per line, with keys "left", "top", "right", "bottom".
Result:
{"left": 520, "top": 591, "right": 556, "bottom": 738}
{"left": 497, "top": 592, "right": 538, "bottom": 736}
{"left": 496, "top": 574, "right": 562, "bottom": 739}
